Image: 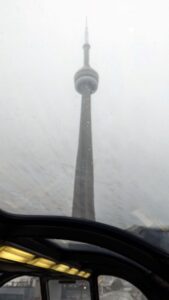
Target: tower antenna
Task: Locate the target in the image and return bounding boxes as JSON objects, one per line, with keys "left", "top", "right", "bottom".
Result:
{"left": 85, "top": 17, "right": 89, "bottom": 44}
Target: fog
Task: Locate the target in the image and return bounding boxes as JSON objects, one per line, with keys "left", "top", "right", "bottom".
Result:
{"left": 0, "top": 0, "right": 169, "bottom": 228}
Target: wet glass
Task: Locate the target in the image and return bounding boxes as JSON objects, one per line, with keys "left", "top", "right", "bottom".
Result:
{"left": 98, "top": 275, "right": 147, "bottom": 300}
{"left": 0, "top": 276, "right": 41, "bottom": 300}
{"left": 49, "top": 279, "right": 90, "bottom": 300}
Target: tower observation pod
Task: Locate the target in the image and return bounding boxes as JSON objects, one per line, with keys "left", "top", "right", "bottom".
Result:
{"left": 72, "top": 22, "right": 99, "bottom": 220}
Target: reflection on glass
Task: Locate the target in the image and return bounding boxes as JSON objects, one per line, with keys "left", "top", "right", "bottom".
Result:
{"left": 49, "top": 279, "right": 90, "bottom": 300}
{"left": 98, "top": 275, "right": 147, "bottom": 300}
{"left": 0, "top": 276, "right": 41, "bottom": 300}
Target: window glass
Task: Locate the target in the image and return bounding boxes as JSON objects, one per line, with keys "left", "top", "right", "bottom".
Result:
{"left": 1, "top": 0, "right": 169, "bottom": 255}
{"left": 49, "top": 279, "right": 90, "bottom": 300}
{"left": 0, "top": 276, "right": 41, "bottom": 300}
{"left": 98, "top": 275, "right": 147, "bottom": 300}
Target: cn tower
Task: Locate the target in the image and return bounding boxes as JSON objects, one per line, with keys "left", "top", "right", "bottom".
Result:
{"left": 72, "top": 22, "right": 99, "bottom": 220}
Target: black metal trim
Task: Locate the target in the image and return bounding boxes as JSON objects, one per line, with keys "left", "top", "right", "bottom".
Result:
{"left": 0, "top": 211, "right": 168, "bottom": 277}
{"left": 0, "top": 211, "right": 169, "bottom": 298}
{"left": 40, "top": 277, "right": 49, "bottom": 300}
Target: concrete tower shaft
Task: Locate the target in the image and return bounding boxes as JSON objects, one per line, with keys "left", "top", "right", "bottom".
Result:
{"left": 72, "top": 24, "right": 99, "bottom": 220}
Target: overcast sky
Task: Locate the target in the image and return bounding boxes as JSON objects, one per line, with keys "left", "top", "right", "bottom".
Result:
{"left": 0, "top": 0, "right": 169, "bottom": 228}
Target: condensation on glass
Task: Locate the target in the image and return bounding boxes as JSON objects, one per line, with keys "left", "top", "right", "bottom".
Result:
{"left": 98, "top": 275, "right": 147, "bottom": 300}
{"left": 49, "top": 279, "right": 90, "bottom": 300}
{"left": 0, "top": 276, "right": 41, "bottom": 300}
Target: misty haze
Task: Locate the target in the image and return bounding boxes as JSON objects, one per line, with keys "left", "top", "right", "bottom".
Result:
{"left": 0, "top": 0, "right": 169, "bottom": 229}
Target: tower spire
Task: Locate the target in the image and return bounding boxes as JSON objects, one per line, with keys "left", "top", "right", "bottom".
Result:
{"left": 85, "top": 17, "right": 89, "bottom": 44}
{"left": 83, "top": 18, "right": 90, "bottom": 66}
